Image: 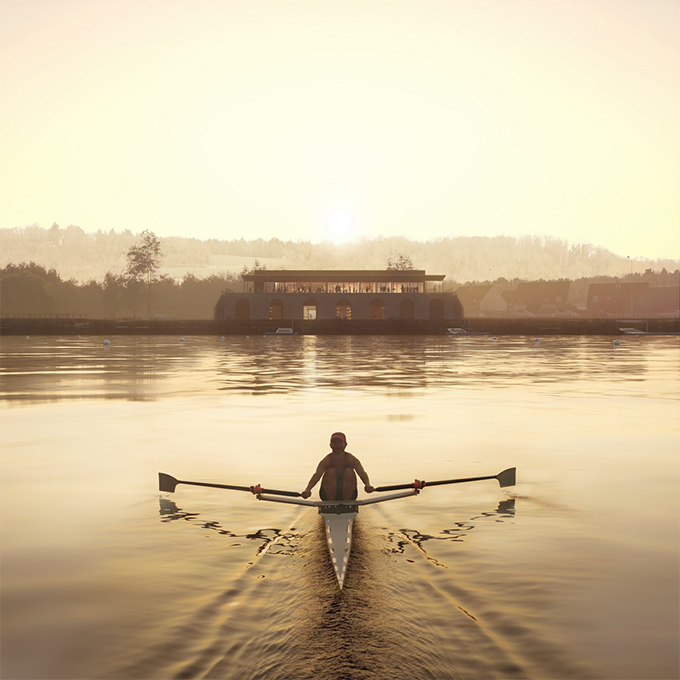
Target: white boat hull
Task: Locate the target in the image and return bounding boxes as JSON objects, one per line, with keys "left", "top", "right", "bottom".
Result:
{"left": 255, "top": 490, "right": 418, "bottom": 589}
{"left": 321, "top": 509, "right": 356, "bottom": 589}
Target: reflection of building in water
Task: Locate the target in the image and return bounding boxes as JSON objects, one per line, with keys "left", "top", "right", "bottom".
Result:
{"left": 214, "top": 269, "right": 462, "bottom": 321}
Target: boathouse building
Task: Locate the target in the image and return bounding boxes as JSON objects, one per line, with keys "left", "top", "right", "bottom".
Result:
{"left": 214, "top": 270, "right": 461, "bottom": 321}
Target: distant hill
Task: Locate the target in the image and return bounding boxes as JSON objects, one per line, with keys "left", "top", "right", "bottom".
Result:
{"left": 1, "top": 224, "right": 678, "bottom": 284}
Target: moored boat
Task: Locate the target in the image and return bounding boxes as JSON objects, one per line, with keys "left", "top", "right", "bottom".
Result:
{"left": 263, "top": 327, "right": 298, "bottom": 336}
{"left": 447, "top": 327, "right": 490, "bottom": 336}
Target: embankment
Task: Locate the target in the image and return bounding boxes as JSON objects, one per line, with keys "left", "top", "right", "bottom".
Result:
{"left": 2, "top": 317, "right": 678, "bottom": 336}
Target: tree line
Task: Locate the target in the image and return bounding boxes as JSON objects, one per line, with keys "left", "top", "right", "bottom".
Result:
{"left": 0, "top": 231, "right": 244, "bottom": 319}
{"left": 0, "top": 261, "right": 242, "bottom": 319}
{"left": 2, "top": 224, "right": 679, "bottom": 283}
{"left": 1, "top": 228, "right": 678, "bottom": 319}
{"left": 1, "top": 261, "right": 677, "bottom": 320}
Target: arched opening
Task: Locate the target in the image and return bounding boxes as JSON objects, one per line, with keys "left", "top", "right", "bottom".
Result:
{"left": 235, "top": 298, "right": 250, "bottom": 320}
{"left": 303, "top": 298, "right": 317, "bottom": 320}
{"left": 269, "top": 299, "right": 284, "bottom": 320}
{"left": 370, "top": 299, "right": 386, "bottom": 320}
{"left": 399, "top": 298, "right": 415, "bottom": 319}
{"left": 429, "top": 298, "right": 444, "bottom": 320}
{"left": 336, "top": 298, "right": 352, "bottom": 320}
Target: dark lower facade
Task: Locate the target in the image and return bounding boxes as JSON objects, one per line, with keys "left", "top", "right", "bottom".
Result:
{"left": 214, "top": 292, "right": 462, "bottom": 321}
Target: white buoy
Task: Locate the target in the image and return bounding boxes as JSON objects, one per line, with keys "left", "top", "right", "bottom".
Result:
{"left": 220, "top": 336, "right": 225, "bottom": 341}
{"left": 179, "top": 337, "right": 185, "bottom": 343}
{"left": 25, "top": 335, "right": 30, "bottom": 340}
{"left": 246, "top": 335, "right": 250, "bottom": 339}
{"left": 535, "top": 337, "right": 540, "bottom": 344}
{"left": 103, "top": 339, "right": 111, "bottom": 347}
{"left": 78, "top": 335, "right": 81, "bottom": 339}
{"left": 493, "top": 336, "right": 497, "bottom": 341}
{"left": 614, "top": 339, "right": 621, "bottom": 346}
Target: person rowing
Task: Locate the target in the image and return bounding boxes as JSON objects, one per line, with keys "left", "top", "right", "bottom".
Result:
{"left": 300, "top": 432, "right": 375, "bottom": 500}
{"left": 160, "top": 465, "right": 516, "bottom": 589}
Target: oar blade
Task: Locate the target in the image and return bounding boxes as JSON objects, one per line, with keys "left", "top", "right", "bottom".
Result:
{"left": 159, "top": 472, "right": 180, "bottom": 493}
{"left": 496, "top": 467, "right": 516, "bottom": 488}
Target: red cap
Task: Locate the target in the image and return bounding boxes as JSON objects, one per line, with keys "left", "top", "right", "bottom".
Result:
{"left": 330, "top": 432, "right": 347, "bottom": 443}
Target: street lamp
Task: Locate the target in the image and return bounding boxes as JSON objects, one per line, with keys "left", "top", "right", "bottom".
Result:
{"left": 627, "top": 256, "right": 633, "bottom": 316}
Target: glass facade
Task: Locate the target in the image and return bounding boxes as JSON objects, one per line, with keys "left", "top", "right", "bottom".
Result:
{"left": 258, "top": 280, "right": 429, "bottom": 294}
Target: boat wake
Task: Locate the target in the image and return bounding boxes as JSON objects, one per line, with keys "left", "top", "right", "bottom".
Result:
{"left": 115, "top": 498, "right": 598, "bottom": 680}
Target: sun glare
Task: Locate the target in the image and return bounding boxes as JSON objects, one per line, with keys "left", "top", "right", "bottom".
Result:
{"left": 327, "top": 211, "right": 354, "bottom": 244}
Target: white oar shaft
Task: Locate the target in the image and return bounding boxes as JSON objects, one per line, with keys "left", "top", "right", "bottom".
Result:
{"left": 256, "top": 494, "right": 320, "bottom": 507}
{"left": 256, "top": 490, "right": 419, "bottom": 508}
{"left": 356, "top": 490, "right": 419, "bottom": 505}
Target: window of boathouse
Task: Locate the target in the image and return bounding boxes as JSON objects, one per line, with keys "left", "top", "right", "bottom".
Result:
{"left": 336, "top": 299, "right": 352, "bottom": 319}
{"left": 328, "top": 282, "right": 363, "bottom": 294}
{"left": 245, "top": 271, "right": 443, "bottom": 298}
{"left": 399, "top": 298, "right": 415, "bottom": 319}
{"left": 269, "top": 299, "right": 284, "bottom": 320}
{"left": 370, "top": 299, "right": 386, "bottom": 320}
{"left": 303, "top": 299, "right": 317, "bottom": 320}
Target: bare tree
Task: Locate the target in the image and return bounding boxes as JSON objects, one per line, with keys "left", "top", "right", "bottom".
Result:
{"left": 386, "top": 253, "right": 414, "bottom": 270}
{"left": 239, "top": 259, "right": 268, "bottom": 279}
{"left": 125, "top": 230, "right": 162, "bottom": 316}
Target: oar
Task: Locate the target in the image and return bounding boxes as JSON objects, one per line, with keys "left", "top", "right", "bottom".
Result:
{"left": 374, "top": 467, "right": 516, "bottom": 492}
{"left": 158, "top": 472, "right": 301, "bottom": 497}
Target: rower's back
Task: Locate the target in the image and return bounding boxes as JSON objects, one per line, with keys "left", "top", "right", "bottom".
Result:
{"left": 320, "top": 451, "right": 357, "bottom": 501}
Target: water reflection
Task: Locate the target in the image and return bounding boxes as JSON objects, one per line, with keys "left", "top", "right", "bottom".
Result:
{"left": 158, "top": 498, "right": 297, "bottom": 556}
{"left": 389, "top": 499, "right": 516, "bottom": 559}
{"left": 159, "top": 496, "right": 517, "bottom": 575}
{"left": 1, "top": 335, "right": 677, "bottom": 402}
{"left": 0, "top": 337, "right": 198, "bottom": 402}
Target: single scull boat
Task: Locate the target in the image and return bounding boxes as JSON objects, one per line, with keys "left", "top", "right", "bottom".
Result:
{"left": 158, "top": 467, "right": 516, "bottom": 589}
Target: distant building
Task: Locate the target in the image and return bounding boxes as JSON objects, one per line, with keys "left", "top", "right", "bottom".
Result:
{"left": 504, "top": 280, "right": 572, "bottom": 316}
{"left": 647, "top": 286, "right": 680, "bottom": 317}
{"left": 454, "top": 284, "right": 507, "bottom": 317}
{"left": 214, "top": 269, "right": 462, "bottom": 321}
{"left": 587, "top": 282, "right": 679, "bottom": 318}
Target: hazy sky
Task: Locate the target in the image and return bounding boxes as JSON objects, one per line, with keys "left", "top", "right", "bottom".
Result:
{"left": 1, "top": 0, "right": 679, "bottom": 259}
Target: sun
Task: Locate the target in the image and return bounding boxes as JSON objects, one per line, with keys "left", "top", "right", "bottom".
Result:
{"left": 326, "top": 211, "right": 354, "bottom": 244}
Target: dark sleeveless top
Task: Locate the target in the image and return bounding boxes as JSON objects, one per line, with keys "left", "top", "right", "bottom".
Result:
{"left": 320, "top": 456, "right": 358, "bottom": 501}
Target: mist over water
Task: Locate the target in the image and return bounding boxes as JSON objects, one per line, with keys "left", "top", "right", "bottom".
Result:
{"left": 1, "top": 335, "right": 678, "bottom": 680}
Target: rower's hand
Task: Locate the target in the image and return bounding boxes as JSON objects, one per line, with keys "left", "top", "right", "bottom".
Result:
{"left": 301, "top": 490, "right": 311, "bottom": 499}
{"left": 364, "top": 484, "right": 375, "bottom": 494}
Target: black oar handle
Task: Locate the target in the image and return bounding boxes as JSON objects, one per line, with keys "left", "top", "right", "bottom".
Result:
{"left": 159, "top": 473, "right": 301, "bottom": 497}
{"left": 178, "top": 480, "right": 253, "bottom": 493}
{"left": 178, "top": 480, "right": 301, "bottom": 497}
{"left": 424, "top": 474, "right": 497, "bottom": 488}
{"left": 256, "top": 487, "right": 301, "bottom": 498}
{"left": 375, "top": 474, "right": 496, "bottom": 493}
{"left": 374, "top": 481, "right": 424, "bottom": 492}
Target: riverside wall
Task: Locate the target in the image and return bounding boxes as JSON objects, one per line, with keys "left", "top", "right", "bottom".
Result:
{"left": 1, "top": 317, "right": 678, "bottom": 336}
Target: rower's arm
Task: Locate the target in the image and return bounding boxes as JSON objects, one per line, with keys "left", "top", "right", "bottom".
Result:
{"left": 301, "top": 458, "right": 328, "bottom": 497}
{"left": 352, "top": 456, "right": 374, "bottom": 493}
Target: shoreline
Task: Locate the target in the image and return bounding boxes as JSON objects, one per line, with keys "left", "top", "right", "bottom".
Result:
{"left": 2, "top": 317, "right": 678, "bottom": 336}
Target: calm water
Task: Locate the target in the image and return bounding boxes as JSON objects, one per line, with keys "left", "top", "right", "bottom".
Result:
{"left": 1, "top": 334, "right": 678, "bottom": 680}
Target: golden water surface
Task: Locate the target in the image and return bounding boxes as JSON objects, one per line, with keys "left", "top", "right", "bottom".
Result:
{"left": 1, "top": 335, "right": 678, "bottom": 680}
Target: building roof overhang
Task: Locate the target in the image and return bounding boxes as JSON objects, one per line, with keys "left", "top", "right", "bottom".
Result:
{"left": 243, "top": 269, "right": 446, "bottom": 282}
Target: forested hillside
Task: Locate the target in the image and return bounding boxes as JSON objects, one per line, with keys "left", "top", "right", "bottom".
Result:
{"left": 2, "top": 225, "right": 678, "bottom": 284}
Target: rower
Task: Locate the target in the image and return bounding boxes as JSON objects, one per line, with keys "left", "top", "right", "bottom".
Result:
{"left": 300, "top": 432, "right": 375, "bottom": 500}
